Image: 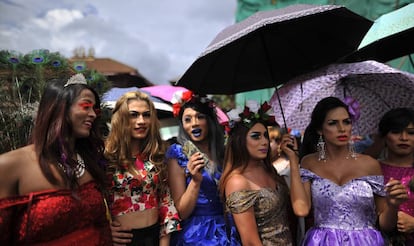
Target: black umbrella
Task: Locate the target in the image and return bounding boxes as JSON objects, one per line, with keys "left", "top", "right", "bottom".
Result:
{"left": 177, "top": 4, "right": 372, "bottom": 95}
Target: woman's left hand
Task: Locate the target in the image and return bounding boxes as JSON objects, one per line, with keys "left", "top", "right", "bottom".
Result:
{"left": 385, "top": 178, "right": 409, "bottom": 208}
{"left": 397, "top": 211, "right": 414, "bottom": 233}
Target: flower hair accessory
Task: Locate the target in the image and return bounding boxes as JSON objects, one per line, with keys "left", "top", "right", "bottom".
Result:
{"left": 227, "top": 100, "right": 276, "bottom": 129}
{"left": 171, "top": 90, "right": 216, "bottom": 117}
{"left": 343, "top": 96, "right": 360, "bottom": 122}
{"left": 172, "top": 90, "right": 194, "bottom": 117}
{"left": 64, "top": 73, "right": 87, "bottom": 87}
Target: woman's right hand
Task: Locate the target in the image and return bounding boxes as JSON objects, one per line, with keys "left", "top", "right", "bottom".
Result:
{"left": 280, "top": 133, "right": 299, "bottom": 163}
{"left": 187, "top": 152, "right": 205, "bottom": 182}
{"left": 110, "top": 220, "right": 133, "bottom": 246}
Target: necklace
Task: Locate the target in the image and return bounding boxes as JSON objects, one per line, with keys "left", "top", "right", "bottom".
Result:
{"left": 57, "top": 153, "right": 86, "bottom": 178}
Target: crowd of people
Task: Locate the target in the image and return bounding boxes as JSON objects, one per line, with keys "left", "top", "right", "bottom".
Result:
{"left": 0, "top": 74, "right": 413, "bottom": 246}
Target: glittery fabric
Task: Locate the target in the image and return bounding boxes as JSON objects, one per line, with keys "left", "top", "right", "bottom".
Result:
{"left": 0, "top": 180, "right": 112, "bottom": 245}
{"left": 381, "top": 162, "right": 414, "bottom": 244}
{"left": 300, "top": 168, "right": 386, "bottom": 246}
{"left": 109, "top": 159, "right": 181, "bottom": 235}
{"left": 166, "top": 144, "right": 241, "bottom": 246}
{"left": 226, "top": 187, "right": 293, "bottom": 246}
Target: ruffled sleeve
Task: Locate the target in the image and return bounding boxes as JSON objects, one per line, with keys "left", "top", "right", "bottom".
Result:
{"left": 166, "top": 144, "right": 188, "bottom": 168}
{"left": 359, "top": 175, "right": 386, "bottom": 197}
{"left": 226, "top": 190, "right": 259, "bottom": 214}
{"left": 158, "top": 185, "right": 181, "bottom": 236}
{"left": 300, "top": 168, "right": 318, "bottom": 183}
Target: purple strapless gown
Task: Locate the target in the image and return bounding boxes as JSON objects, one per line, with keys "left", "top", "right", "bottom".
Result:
{"left": 300, "top": 168, "right": 386, "bottom": 246}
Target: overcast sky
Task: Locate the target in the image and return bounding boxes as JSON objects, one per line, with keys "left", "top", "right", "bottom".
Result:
{"left": 0, "top": 0, "right": 237, "bottom": 85}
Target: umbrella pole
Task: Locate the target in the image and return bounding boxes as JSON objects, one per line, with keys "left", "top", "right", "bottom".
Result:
{"left": 258, "top": 33, "right": 288, "bottom": 129}
{"left": 273, "top": 86, "right": 288, "bottom": 130}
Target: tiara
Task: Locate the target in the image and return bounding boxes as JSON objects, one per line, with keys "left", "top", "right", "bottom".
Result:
{"left": 64, "top": 73, "right": 87, "bottom": 87}
{"left": 226, "top": 100, "right": 276, "bottom": 129}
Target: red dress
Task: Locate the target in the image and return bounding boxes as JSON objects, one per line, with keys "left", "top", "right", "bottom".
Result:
{"left": 0, "top": 181, "right": 112, "bottom": 245}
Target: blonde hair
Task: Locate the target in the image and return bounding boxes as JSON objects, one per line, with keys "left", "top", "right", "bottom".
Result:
{"left": 268, "top": 125, "right": 282, "bottom": 142}
{"left": 104, "top": 91, "right": 167, "bottom": 186}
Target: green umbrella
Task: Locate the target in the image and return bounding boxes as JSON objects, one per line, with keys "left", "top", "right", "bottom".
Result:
{"left": 359, "top": 3, "right": 414, "bottom": 48}
{"left": 344, "top": 3, "right": 414, "bottom": 63}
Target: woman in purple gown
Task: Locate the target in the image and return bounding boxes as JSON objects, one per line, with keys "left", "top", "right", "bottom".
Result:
{"left": 284, "top": 97, "right": 408, "bottom": 245}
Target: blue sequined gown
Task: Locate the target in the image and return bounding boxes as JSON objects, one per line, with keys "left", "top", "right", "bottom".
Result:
{"left": 300, "top": 168, "right": 386, "bottom": 246}
{"left": 166, "top": 144, "right": 240, "bottom": 246}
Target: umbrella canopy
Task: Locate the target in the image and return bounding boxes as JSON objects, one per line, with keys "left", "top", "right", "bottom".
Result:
{"left": 141, "top": 85, "right": 229, "bottom": 124}
{"left": 269, "top": 60, "right": 414, "bottom": 136}
{"left": 102, "top": 87, "right": 173, "bottom": 119}
{"left": 343, "top": 3, "right": 414, "bottom": 63}
{"left": 140, "top": 85, "right": 189, "bottom": 102}
{"left": 177, "top": 4, "right": 372, "bottom": 95}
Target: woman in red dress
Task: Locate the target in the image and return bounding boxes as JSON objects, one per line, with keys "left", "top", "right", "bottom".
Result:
{"left": 0, "top": 74, "right": 112, "bottom": 245}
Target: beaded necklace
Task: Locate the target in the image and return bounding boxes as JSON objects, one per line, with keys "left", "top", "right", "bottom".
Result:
{"left": 57, "top": 153, "right": 86, "bottom": 178}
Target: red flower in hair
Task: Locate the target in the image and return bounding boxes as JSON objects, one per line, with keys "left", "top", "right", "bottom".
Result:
{"left": 182, "top": 91, "right": 193, "bottom": 102}
{"left": 260, "top": 101, "right": 271, "bottom": 113}
{"left": 173, "top": 103, "right": 181, "bottom": 117}
{"left": 242, "top": 106, "right": 251, "bottom": 117}
{"left": 268, "top": 115, "right": 276, "bottom": 125}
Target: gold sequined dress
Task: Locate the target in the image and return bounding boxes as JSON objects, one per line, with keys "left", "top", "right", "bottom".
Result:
{"left": 226, "top": 187, "right": 293, "bottom": 246}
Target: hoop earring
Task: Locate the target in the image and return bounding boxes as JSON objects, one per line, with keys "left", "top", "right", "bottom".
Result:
{"left": 317, "top": 135, "right": 326, "bottom": 161}
{"left": 347, "top": 139, "right": 357, "bottom": 160}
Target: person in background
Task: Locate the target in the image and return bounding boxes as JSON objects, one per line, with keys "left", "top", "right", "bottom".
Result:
{"left": 268, "top": 123, "right": 305, "bottom": 245}
{"left": 219, "top": 101, "right": 294, "bottom": 245}
{"left": 0, "top": 74, "right": 112, "bottom": 245}
{"left": 166, "top": 91, "right": 240, "bottom": 245}
{"left": 287, "top": 96, "right": 408, "bottom": 245}
{"left": 268, "top": 123, "right": 288, "bottom": 177}
{"left": 104, "top": 91, "right": 180, "bottom": 246}
{"left": 375, "top": 108, "right": 414, "bottom": 245}
{"left": 268, "top": 124, "right": 302, "bottom": 186}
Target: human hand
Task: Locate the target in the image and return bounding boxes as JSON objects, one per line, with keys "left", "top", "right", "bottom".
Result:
{"left": 385, "top": 178, "right": 409, "bottom": 208}
{"left": 110, "top": 220, "right": 133, "bottom": 246}
{"left": 187, "top": 152, "right": 205, "bottom": 182}
{"left": 397, "top": 211, "right": 414, "bottom": 233}
{"left": 280, "top": 133, "right": 299, "bottom": 161}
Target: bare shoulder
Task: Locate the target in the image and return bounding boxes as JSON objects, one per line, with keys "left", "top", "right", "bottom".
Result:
{"left": 300, "top": 153, "right": 318, "bottom": 170}
{"left": 0, "top": 145, "right": 33, "bottom": 170}
{"left": 0, "top": 145, "right": 35, "bottom": 197}
{"left": 225, "top": 173, "right": 250, "bottom": 196}
{"left": 355, "top": 153, "right": 382, "bottom": 175}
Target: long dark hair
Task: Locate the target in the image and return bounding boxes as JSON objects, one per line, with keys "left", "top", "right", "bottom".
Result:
{"left": 177, "top": 98, "right": 225, "bottom": 170}
{"left": 219, "top": 120, "right": 287, "bottom": 199}
{"left": 299, "top": 97, "right": 350, "bottom": 160}
{"left": 30, "top": 77, "right": 106, "bottom": 190}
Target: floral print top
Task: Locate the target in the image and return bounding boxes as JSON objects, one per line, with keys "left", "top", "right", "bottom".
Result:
{"left": 109, "top": 158, "right": 181, "bottom": 235}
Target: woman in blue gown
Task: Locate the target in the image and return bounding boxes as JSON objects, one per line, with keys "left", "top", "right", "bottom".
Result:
{"left": 166, "top": 92, "right": 240, "bottom": 245}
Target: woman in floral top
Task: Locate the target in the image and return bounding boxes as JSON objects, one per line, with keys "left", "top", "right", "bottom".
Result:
{"left": 104, "top": 91, "right": 181, "bottom": 246}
